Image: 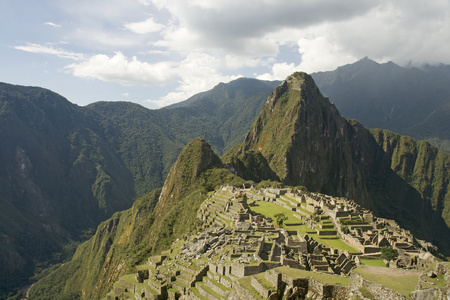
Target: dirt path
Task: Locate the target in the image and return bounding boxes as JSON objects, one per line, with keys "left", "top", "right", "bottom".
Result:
{"left": 20, "top": 284, "right": 34, "bottom": 300}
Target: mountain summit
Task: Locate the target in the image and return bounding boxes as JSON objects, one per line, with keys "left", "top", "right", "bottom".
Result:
{"left": 226, "top": 72, "right": 450, "bottom": 252}
{"left": 228, "top": 72, "right": 377, "bottom": 202}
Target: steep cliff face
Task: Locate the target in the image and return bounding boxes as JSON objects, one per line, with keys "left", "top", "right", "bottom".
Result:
{"left": 371, "top": 129, "right": 450, "bottom": 230}
{"left": 226, "top": 72, "right": 450, "bottom": 252}
{"left": 229, "top": 73, "right": 385, "bottom": 205}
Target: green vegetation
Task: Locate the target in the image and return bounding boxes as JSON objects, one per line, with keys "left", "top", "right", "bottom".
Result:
{"left": 29, "top": 138, "right": 245, "bottom": 300}
{"left": 3, "top": 65, "right": 450, "bottom": 299}
{"left": 359, "top": 286, "right": 374, "bottom": 299}
{"left": 0, "top": 79, "right": 277, "bottom": 297}
{"left": 274, "top": 213, "right": 288, "bottom": 227}
{"left": 250, "top": 200, "right": 358, "bottom": 252}
{"left": 354, "top": 266, "right": 421, "bottom": 296}
{"left": 380, "top": 247, "right": 399, "bottom": 261}
{"left": 360, "top": 259, "right": 386, "bottom": 267}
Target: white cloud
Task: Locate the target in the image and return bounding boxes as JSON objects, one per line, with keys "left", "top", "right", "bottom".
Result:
{"left": 7, "top": 0, "right": 450, "bottom": 110}
{"left": 44, "top": 22, "right": 61, "bottom": 28}
{"left": 65, "top": 52, "right": 175, "bottom": 86}
{"left": 150, "top": 0, "right": 376, "bottom": 56}
{"left": 224, "top": 55, "right": 264, "bottom": 70}
{"left": 14, "top": 43, "right": 84, "bottom": 60}
{"left": 297, "top": 36, "right": 358, "bottom": 73}
{"left": 147, "top": 52, "right": 242, "bottom": 107}
{"left": 64, "top": 50, "right": 243, "bottom": 106}
{"left": 293, "top": 0, "right": 450, "bottom": 69}
{"left": 257, "top": 62, "right": 298, "bottom": 81}
{"left": 124, "top": 17, "right": 164, "bottom": 34}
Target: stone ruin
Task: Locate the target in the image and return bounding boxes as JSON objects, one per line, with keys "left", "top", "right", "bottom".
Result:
{"left": 107, "top": 185, "right": 444, "bottom": 300}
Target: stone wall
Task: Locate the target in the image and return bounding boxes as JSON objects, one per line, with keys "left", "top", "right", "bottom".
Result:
{"left": 316, "top": 229, "right": 337, "bottom": 235}
{"left": 349, "top": 272, "right": 407, "bottom": 300}
{"left": 343, "top": 234, "right": 364, "bottom": 252}
{"left": 136, "top": 286, "right": 160, "bottom": 300}
{"left": 147, "top": 278, "right": 166, "bottom": 295}
{"left": 229, "top": 281, "right": 259, "bottom": 300}
{"left": 363, "top": 245, "right": 381, "bottom": 254}
{"left": 322, "top": 283, "right": 349, "bottom": 299}
{"left": 207, "top": 269, "right": 234, "bottom": 289}
{"left": 307, "top": 277, "right": 325, "bottom": 297}
{"left": 246, "top": 192, "right": 265, "bottom": 201}
{"left": 255, "top": 236, "right": 265, "bottom": 257}
{"left": 280, "top": 256, "right": 305, "bottom": 269}
{"left": 280, "top": 274, "right": 308, "bottom": 290}
{"left": 251, "top": 276, "right": 272, "bottom": 298}
{"left": 265, "top": 270, "right": 281, "bottom": 288}
{"left": 118, "top": 279, "right": 136, "bottom": 293}
{"left": 230, "top": 262, "right": 281, "bottom": 278}
{"left": 410, "top": 288, "right": 446, "bottom": 300}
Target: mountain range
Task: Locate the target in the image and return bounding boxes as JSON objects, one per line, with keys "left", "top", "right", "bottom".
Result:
{"left": 312, "top": 57, "right": 450, "bottom": 152}
{"left": 28, "top": 72, "right": 450, "bottom": 300}
{"left": 0, "top": 78, "right": 278, "bottom": 299}
{"left": 0, "top": 58, "right": 449, "bottom": 299}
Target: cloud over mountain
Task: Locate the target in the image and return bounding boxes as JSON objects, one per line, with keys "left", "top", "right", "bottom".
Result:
{"left": 4, "top": 0, "right": 450, "bottom": 107}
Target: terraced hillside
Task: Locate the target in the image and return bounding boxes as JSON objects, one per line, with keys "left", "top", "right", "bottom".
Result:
{"left": 106, "top": 185, "right": 449, "bottom": 300}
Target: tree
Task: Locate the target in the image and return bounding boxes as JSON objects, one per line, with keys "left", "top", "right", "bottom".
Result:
{"left": 274, "top": 213, "right": 288, "bottom": 227}
{"left": 380, "top": 247, "right": 398, "bottom": 261}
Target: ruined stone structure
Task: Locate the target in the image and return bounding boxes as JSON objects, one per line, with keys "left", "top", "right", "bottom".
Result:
{"left": 106, "top": 185, "right": 445, "bottom": 300}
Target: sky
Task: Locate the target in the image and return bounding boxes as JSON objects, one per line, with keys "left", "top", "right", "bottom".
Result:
{"left": 1, "top": 0, "right": 450, "bottom": 109}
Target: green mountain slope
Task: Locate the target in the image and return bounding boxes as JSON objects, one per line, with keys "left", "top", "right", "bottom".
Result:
{"left": 0, "top": 84, "right": 136, "bottom": 298}
{"left": 371, "top": 129, "right": 450, "bottom": 230}
{"left": 2, "top": 63, "right": 450, "bottom": 298}
{"left": 0, "top": 79, "right": 276, "bottom": 298}
{"left": 29, "top": 138, "right": 244, "bottom": 300}
{"left": 312, "top": 58, "right": 450, "bottom": 152}
{"left": 28, "top": 73, "right": 450, "bottom": 300}
{"left": 225, "top": 72, "right": 450, "bottom": 253}
{"left": 159, "top": 78, "right": 280, "bottom": 154}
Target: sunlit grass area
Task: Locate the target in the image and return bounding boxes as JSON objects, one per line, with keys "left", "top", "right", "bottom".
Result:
{"left": 249, "top": 200, "right": 359, "bottom": 253}
{"left": 360, "top": 258, "right": 386, "bottom": 267}
{"left": 354, "top": 266, "right": 421, "bottom": 296}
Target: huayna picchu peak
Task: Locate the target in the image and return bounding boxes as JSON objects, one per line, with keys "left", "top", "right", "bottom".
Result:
{"left": 1, "top": 70, "right": 450, "bottom": 299}
{"left": 225, "top": 72, "right": 450, "bottom": 255}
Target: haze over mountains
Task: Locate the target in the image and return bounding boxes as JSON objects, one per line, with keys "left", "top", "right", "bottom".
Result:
{"left": 0, "top": 58, "right": 449, "bottom": 298}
